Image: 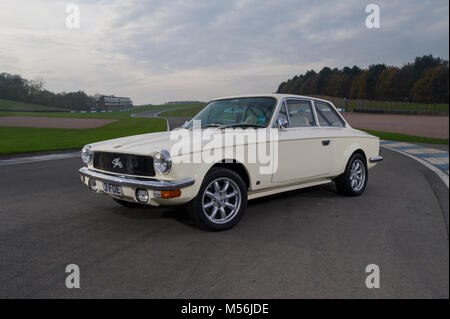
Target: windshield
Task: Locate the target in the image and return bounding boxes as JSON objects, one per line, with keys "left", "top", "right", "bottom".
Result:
{"left": 184, "top": 97, "right": 277, "bottom": 128}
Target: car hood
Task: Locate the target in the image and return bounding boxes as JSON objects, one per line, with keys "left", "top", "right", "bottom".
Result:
{"left": 90, "top": 128, "right": 275, "bottom": 156}
{"left": 91, "top": 131, "right": 179, "bottom": 155}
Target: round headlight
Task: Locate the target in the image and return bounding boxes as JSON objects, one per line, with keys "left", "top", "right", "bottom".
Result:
{"left": 154, "top": 149, "right": 172, "bottom": 175}
{"left": 81, "top": 144, "right": 94, "bottom": 165}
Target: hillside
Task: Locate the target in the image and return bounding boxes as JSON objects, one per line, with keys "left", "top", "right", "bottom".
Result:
{"left": 0, "top": 98, "right": 68, "bottom": 112}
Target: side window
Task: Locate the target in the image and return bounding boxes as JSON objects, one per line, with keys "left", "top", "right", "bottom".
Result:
{"left": 315, "top": 101, "right": 345, "bottom": 127}
{"left": 286, "top": 99, "right": 316, "bottom": 127}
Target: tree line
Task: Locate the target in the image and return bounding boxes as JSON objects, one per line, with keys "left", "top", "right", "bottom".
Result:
{"left": 276, "top": 55, "right": 449, "bottom": 104}
{"left": 0, "top": 73, "right": 96, "bottom": 110}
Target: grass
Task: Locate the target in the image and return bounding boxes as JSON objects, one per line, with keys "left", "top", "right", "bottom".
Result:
{"left": 0, "top": 103, "right": 209, "bottom": 154}
{"left": 0, "top": 104, "right": 169, "bottom": 119}
{"left": 0, "top": 100, "right": 447, "bottom": 154}
{"left": 157, "top": 103, "right": 206, "bottom": 118}
{"left": 0, "top": 104, "right": 182, "bottom": 154}
{"left": 0, "top": 98, "right": 68, "bottom": 112}
{"left": 360, "top": 129, "right": 449, "bottom": 145}
{"left": 0, "top": 103, "right": 205, "bottom": 119}
{"left": 0, "top": 118, "right": 166, "bottom": 154}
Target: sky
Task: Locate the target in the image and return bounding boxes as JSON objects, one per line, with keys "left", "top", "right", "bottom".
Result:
{"left": 0, "top": 0, "right": 448, "bottom": 105}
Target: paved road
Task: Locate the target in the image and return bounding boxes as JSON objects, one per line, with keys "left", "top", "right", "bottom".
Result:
{"left": 0, "top": 148, "right": 448, "bottom": 298}
{"left": 342, "top": 113, "right": 449, "bottom": 139}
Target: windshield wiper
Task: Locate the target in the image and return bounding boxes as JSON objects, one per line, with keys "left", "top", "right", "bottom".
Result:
{"left": 201, "top": 123, "right": 226, "bottom": 128}
{"left": 200, "top": 123, "right": 265, "bottom": 129}
{"left": 222, "top": 123, "right": 265, "bottom": 128}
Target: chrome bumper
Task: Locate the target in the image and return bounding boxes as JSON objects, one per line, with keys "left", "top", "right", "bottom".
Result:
{"left": 79, "top": 167, "right": 195, "bottom": 190}
{"left": 369, "top": 156, "right": 384, "bottom": 163}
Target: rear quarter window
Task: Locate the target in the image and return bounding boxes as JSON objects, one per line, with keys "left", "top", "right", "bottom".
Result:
{"left": 314, "top": 101, "right": 345, "bottom": 127}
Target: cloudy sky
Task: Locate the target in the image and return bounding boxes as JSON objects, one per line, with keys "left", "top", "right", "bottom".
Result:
{"left": 0, "top": 0, "right": 448, "bottom": 104}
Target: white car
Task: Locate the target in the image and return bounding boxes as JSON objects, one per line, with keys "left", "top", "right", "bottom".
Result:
{"left": 79, "top": 94, "right": 383, "bottom": 230}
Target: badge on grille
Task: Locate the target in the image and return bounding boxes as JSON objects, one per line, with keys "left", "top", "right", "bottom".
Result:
{"left": 112, "top": 157, "right": 123, "bottom": 169}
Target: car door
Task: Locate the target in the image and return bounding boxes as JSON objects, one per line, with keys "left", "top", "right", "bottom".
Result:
{"left": 271, "top": 98, "right": 335, "bottom": 184}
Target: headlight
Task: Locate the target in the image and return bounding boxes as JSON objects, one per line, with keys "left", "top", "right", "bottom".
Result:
{"left": 81, "top": 144, "right": 94, "bottom": 165}
{"left": 154, "top": 149, "right": 172, "bottom": 175}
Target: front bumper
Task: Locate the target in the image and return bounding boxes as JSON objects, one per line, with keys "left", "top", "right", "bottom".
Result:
{"left": 369, "top": 156, "right": 384, "bottom": 163}
{"left": 79, "top": 167, "right": 194, "bottom": 190}
{"left": 79, "top": 167, "right": 195, "bottom": 206}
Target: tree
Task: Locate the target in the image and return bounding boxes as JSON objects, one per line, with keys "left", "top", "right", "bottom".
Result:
{"left": 0, "top": 72, "right": 98, "bottom": 110}
{"left": 275, "top": 55, "right": 448, "bottom": 103}
{"left": 375, "top": 66, "right": 399, "bottom": 100}
{"left": 29, "top": 76, "right": 45, "bottom": 92}
{"left": 412, "top": 65, "right": 449, "bottom": 103}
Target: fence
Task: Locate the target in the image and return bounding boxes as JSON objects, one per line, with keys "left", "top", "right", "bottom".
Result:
{"left": 313, "top": 96, "right": 449, "bottom": 116}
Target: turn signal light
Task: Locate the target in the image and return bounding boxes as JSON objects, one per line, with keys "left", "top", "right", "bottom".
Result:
{"left": 161, "top": 189, "right": 181, "bottom": 198}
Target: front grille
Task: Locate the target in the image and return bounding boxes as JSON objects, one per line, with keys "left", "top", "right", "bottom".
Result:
{"left": 93, "top": 152, "right": 155, "bottom": 177}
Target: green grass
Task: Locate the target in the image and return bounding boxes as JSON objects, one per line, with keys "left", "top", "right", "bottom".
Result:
{"left": 0, "top": 103, "right": 203, "bottom": 119}
{"left": 0, "top": 118, "right": 166, "bottom": 154}
{"left": 157, "top": 103, "right": 206, "bottom": 118}
{"left": 1, "top": 100, "right": 446, "bottom": 154}
{"left": 0, "top": 98, "right": 68, "bottom": 112}
{"left": 0, "top": 103, "right": 203, "bottom": 154}
{"left": 360, "top": 129, "right": 449, "bottom": 145}
{"left": 0, "top": 104, "right": 169, "bottom": 119}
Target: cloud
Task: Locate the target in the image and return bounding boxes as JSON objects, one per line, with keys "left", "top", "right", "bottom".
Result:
{"left": 0, "top": 0, "right": 448, "bottom": 104}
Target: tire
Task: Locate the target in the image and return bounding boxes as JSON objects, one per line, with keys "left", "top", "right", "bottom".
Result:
{"left": 335, "top": 153, "right": 368, "bottom": 196}
{"left": 113, "top": 198, "right": 147, "bottom": 208}
{"left": 187, "top": 167, "right": 248, "bottom": 231}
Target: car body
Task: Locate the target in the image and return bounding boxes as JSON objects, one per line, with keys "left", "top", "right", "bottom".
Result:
{"left": 79, "top": 94, "right": 383, "bottom": 230}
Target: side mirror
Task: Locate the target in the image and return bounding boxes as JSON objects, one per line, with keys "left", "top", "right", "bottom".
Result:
{"left": 183, "top": 120, "right": 189, "bottom": 128}
{"left": 276, "top": 117, "right": 289, "bottom": 130}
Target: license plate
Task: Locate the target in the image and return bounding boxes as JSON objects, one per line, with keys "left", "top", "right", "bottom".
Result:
{"left": 102, "top": 182, "right": 123, "bottom": 196}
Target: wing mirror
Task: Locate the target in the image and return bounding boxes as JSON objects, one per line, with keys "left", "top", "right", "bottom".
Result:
{"left": 276, "top": 117, "right": 289, "bottom": 130}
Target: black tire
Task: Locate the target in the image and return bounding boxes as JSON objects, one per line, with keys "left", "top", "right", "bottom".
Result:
{"left": 187, "top": 167, "right": 248, "bottom": 231}
{"left": 335, "top": 153, "right": 368, "bottom": 196}
{"left": 113, "top": 198, "right": 147, "bottom": 208}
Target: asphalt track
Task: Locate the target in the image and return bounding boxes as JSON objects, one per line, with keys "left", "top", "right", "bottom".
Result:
{"left": 0, "top": 148, "right": 448, "bottom": 298}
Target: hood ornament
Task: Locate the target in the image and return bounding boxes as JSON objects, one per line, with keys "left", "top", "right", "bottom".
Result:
{"left": 112, "top": 157, "right": 123, "bottom": 169}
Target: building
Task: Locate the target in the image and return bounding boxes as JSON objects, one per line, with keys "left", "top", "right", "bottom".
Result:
{"left": 97, "top": 95, "right": 133, "bottom": 111}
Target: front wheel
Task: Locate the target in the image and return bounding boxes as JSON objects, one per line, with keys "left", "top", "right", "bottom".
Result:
{"left": 188, "top": 168, "right": 248, "bottom": 231}
{"left": 335, "top": 153, "right": 368, "bottom": 196}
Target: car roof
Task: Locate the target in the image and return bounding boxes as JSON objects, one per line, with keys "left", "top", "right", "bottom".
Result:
{"left": 209, "top": 93, "right": 349, "bottom": 127}
{"left": 210, "top": 93, "right": 332, "bottom": 104}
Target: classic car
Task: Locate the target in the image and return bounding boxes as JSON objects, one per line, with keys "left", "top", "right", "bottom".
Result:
{"left": 79, "top": 94, "right": 383, "bottom": 230}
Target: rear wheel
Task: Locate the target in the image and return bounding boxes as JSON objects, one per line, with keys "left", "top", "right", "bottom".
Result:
{"left": 335, "top": 153, "right": 368, "bottom": 196}
{"left": 188, "top": 168, "right": 247, "bottom": 231}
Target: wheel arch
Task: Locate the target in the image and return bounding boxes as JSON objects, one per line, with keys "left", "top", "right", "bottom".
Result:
{"left": 338, "top": 143, "right": 367, "bottom": 175}
{"left": 188, "top": 159, "right": 252, "bottom": 200}
{"left": 207, "top": 159, "right": 251, "bottom": 190}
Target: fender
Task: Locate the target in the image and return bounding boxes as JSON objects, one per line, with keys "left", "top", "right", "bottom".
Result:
{"left": 190, "top": 158, "right": 252, "bottom": 197}
{"left": 337, "top": 142, "right": 365, "bottom": 175}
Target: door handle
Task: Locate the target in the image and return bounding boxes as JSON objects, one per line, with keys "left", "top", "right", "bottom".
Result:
{"left": 322, "top": 140, "right": 330, "bottom": 146}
